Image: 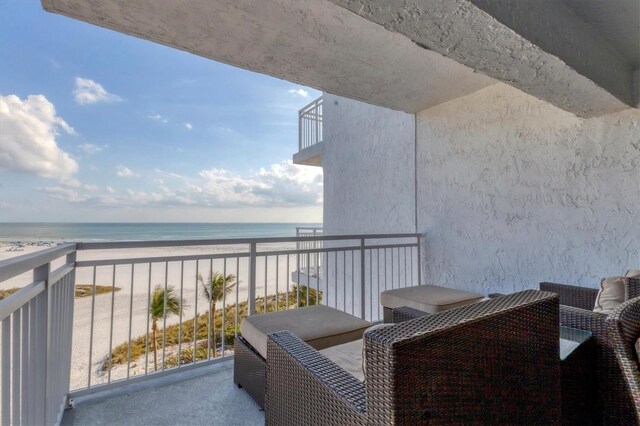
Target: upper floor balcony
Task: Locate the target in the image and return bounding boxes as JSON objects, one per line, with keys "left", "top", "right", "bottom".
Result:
{"left": 292, "top": 96, "right": 323, "bottom": 167}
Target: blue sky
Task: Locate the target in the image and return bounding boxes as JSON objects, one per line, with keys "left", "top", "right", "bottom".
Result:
{"left": 0, "top": 1, "right": 322, "bottom": 222}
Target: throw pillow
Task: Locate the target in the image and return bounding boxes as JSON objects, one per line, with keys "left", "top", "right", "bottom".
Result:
{"left": 593, "top": 276, "right": 627, "bottom": 314}
{"left": 625, "top": 269, "right": 640, "bottom": 278}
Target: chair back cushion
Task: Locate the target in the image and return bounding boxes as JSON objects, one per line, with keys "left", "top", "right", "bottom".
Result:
{"left": 594, "top": 276, "right": 627, "bottom": 314}
{"left": 626, "top": 270, "right": 640, "bottom": 278}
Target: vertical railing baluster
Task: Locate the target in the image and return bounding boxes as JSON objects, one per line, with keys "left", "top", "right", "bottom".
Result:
{"left": 235, "top": 257, "right": 239, "bottom": 337}
{"left": 360, "top": 239, "right": 366, "bottom": 320}
{"left": 207, "top": 259, "right": 213, "bottom": 360}
{"left": 285, "top": 255, "right": 290, "bottom": 309}
{"left": 248, "top": 243, "right": 256, "bottom": 316}
{"left": 178, "top": 261, "right": 184, "bottom": 366}
{"left": 275, "top": 255, "right": 279, "bottom": 311}
{"left": 193, "top": 261, "right": 199, "bottom": 364}
{"left": 145, "top": 263, "right": 152, "bottom": 375}
{"left": 21, "top": 302, "right": 29, "bottom": 425}
{"left": 34, "top": 262, "right": 49, "bottom": 425}
{"left": 369, "top": 249, "right": 373, "bottom": 321}
{"left": 417, "top": 236, "right": 422, "bottom": 286}
{"left": 351, "top": 250, "right": 355, "bottom": 316}
{"left": 27, "top": 298, "right": 36, "bottom": 426}
{"left": 306, "top": 252, "right": 311, "bottom": 306}
{"left": 1, "top": 316, "right": 11, "bottom": 426}
{"left": 334, "top": 251, "right": 338, "bottom": 309}
{"left": 127, "top": 264, "right": 135, "bottom": 378}
{"left": 107, "top": 265, "right": 116, "bottom": 384}
{"left": 221, "top": 257, "right": 227, "bottom": 357}
{"left": 162, "top": 262, "right": 169, "bottom": 371}
{"left": 11, "top": 309, "right": 20, "bottom": 425}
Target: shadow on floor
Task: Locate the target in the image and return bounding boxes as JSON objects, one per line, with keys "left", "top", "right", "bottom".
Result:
{"left": 62, "top": 361, "right": 264, "bottom": 426}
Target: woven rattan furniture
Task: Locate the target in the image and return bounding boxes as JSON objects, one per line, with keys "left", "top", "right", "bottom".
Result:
{"left": 380, "top": 284, "right": 483, "bottom": 323}
{"left": 540, "top": 277, "right": 640, "bottom": 425}
{"left": 266, "top": 290, "right": 561, "bottom": 425}
{"left": 234, "top": 305, "right": 370, "bottom": 408}
{"left": 606, "top": 297, "right": 640, "bottom": 425}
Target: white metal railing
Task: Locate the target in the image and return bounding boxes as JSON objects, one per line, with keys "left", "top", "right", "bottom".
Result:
{"left": 298, "top": 96, "right": 323, "bottom": 150}
{"left": 0, "top": 233, "right": 421, "bottom": 421}
{"left": 0, "top": 244, "right": 76, "bottom": 425}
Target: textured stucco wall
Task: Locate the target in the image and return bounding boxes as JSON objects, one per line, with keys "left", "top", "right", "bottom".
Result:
{"left": 417, "top": 83, "right": 640, "bottom": 295}
{"left": 322, "top": 93, "right": 415, "bottom": 235}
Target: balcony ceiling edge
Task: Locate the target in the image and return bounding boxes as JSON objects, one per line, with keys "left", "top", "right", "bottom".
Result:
{"left": 41, "top": 0, "right": 494, "bottom": 114}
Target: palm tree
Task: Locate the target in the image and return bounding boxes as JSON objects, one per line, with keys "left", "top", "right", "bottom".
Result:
{"left": 149, "top": 284, "right": 184, "bottom": 371}
{"left": 198, "top": 272, "right": 236, "bottom": 356}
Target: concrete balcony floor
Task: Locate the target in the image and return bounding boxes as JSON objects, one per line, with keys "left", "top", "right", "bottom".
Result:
{"left": 62, "top": 361, "right": 264, "bottom": 426}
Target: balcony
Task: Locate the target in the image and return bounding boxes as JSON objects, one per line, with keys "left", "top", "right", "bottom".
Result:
{"left": 0, "top": 233, "right": 420, "bottom": 425}
{"left": 292, "top": 97, "right": 323, "bottom": 167}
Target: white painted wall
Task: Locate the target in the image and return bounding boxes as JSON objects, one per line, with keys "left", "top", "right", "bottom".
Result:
{"left": 417, "top": 83, "right": 640, "bottom": 295}
{"left": 321, "top": 83, "right": 639, "bottom": 296}
{"left": 322, "top": 93, "right": 415, "bottom": 235}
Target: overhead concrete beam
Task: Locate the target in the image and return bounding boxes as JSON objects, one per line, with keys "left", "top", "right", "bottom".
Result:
{"left": 328, "top": 0, "right": 636, "bottom": 117}
{"left": 41, "top": 0, "right": 493, "bottom": 113}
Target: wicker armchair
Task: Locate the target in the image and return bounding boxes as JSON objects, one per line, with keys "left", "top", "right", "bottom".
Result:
{"left": 265, "top": 290, "right": 560, "bottom": 425}
{"left": 540, "top": 278, "right": 640, "bottom": 425}
{"left": 607, "top": 297, "right": 640, "bottom": 425}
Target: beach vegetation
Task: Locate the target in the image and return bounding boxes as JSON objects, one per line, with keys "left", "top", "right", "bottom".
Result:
{"left": 149, "top": 284, "right": 185, "bottom": 371}
{"left": 198, "top": 272, "right": 236, "bottom": 356}
{"left": 103, "top": 284, "right": 321, "bottom": 371}
{"left": 75, "top": 285, "right": 122, "bottom": 298}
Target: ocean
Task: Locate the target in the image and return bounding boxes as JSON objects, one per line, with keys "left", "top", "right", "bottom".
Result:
{"left": 0, "top": 222, "right": 322, "bottom": 242}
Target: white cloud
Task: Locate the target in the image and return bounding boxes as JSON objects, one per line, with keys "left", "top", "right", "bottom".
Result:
{"left": 184, "top": 123, "right": 193, "bottom": 130}
{"left": 83, "top": 184, "right": 99, "bottom": 191}
{"left": 40, "top": 160, "right": 323, "bottom": 209}
{"left": 199, "top": 160, "right": 323, "bottom": 207}
{"left": 78, "top": 143, "right": 107, "bottom": 155}
{"left": 73, "top": 77, "right": 122, "bottom": 105}
{"left": 148, "top": 114, "right": 168, "bottom": 124}
{"left": 0, "top": 94, "right": 78, "bottom": 180}
{"left": 288, "top": 88, "right": 309, "bottom": 98}
{"left": 116, "top": 165, "right": 138, "bottom": 177}
{"left": 39, "top": 186, "right": 88, "bottom": 203}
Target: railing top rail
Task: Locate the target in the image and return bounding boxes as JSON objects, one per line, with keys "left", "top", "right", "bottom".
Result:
{"left": 299, "top": 96, "right": 323, "bottom": 116}
{"left": 76, "top": 233, "right": 420, "bottom": 251}
{"left": 0, "top": 243, "right": 76, "bottom": 283}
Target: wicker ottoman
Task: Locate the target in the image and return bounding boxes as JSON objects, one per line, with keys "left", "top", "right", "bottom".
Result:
{"left": 380, "top": 284, "right": 484, "bottom": 322}
{"left": 234, "top": 305, "right": 371, "bottom": 408}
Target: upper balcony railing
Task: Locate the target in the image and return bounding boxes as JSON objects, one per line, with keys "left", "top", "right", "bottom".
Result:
{"left": 0, "top": 232, "right": 420, "bottom": 424}
{"left": 298, "top": 96, "right": 323, "bottom": 151}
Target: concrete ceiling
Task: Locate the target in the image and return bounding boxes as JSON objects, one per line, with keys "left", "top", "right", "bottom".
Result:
{"left": 562, "top": 0, "right": 639, "bottom": 68}
{"left": 40, "top": 0, "right": 494, "bottom": 114}
{"left": 42, "top": 0, "right": 638, "bottom": 117}
{"left": 328, "top": 0, "right": 638, "bottom": 117}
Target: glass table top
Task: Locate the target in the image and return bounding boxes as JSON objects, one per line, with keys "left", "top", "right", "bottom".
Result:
{"left": 560, "top": 326, "right": 592, "bottom": 361}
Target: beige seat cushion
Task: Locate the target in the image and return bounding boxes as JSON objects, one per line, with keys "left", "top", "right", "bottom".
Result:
{"left": 241, "top": 305, "right": 371, "bottom": 358}
{"left": 593, "top": 276, "right": 627, "bottom": 314}
{"left": 320, "top": 339, "right": 364, "bottom": 381}
{"left": 626, "top": 269, "right": 640, "bottom": 278}
{"left": 380, "top": 284, "right": 483, "bottom": 314}
{"left": 319, "top": 323, "right": 393, "bottom": 382}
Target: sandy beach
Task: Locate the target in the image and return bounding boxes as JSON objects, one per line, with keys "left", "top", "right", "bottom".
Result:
{"left": 1, "top": 241, "right": 310, "bottom": 391}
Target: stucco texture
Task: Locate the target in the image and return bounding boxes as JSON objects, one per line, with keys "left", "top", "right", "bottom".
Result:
{"left": 417, "top": 83, "right": 640, "bottom": 295}
{"left": 323, "top": 93, "right": 416, "bottom": 235}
